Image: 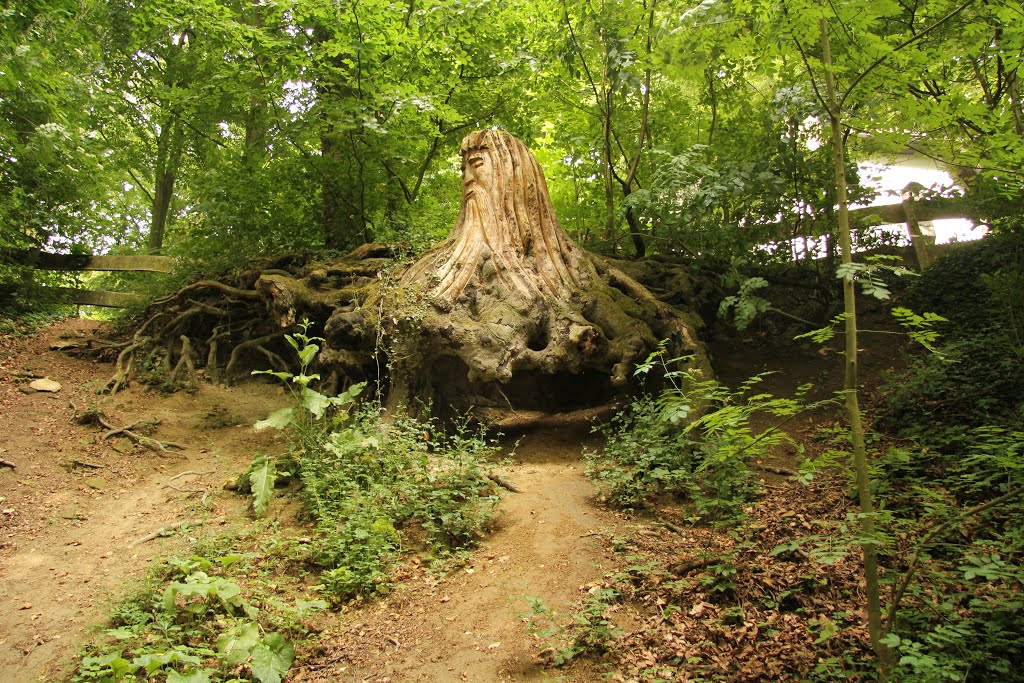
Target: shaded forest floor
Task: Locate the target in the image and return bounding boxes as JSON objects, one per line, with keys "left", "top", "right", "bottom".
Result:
{"left": 0, "top": 305, "right": 907, "bottom": 682}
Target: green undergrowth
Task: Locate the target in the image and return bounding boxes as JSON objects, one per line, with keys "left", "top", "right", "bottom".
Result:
{"left": 556, "top": 236, "right": 1024, "bottom": 681}
{"left": 242, "top": 321, "right": 502, "bottom": 603}
{"left": 72, "top": 521, "right": 325, "bottom": 683}
{"left": 72, "top": 321, "right": 504, "bottom": 681}
{"left": 584, "top": 343, "right": 819, "bottom": 525}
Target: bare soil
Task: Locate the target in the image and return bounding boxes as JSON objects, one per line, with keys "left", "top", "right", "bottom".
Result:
{"left": 0, "top": 318, "right": 290, "bottom": 682}
{"left": 0, "top": 319, "right": 627, "bottom": 683}
{"left": 0, "top": 305, "right": 909, "bottom": 683}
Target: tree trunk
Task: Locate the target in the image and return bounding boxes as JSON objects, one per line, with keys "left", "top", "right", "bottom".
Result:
{"left": 148, "top": 118, "right": 183, "bottom": 254}
{"left": 389, "top": 130, "right": 709, "bottom": 421}
{"left": 819, "top": 18, "right": 890, "bottom": 680}
{"left": 321, "top": 128, "right": 366, "bottom": 250}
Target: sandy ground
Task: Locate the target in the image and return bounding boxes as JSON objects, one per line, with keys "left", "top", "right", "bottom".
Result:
{"left": 0, "top": 320, "right": 625, "bottom": 683}
{"left": 0, "top": 318, "right": 289, "bottom": 682}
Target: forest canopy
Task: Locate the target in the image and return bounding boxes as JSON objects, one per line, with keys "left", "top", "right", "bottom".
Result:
{"left": 2, "top": 0, "right": 1022, "bottom": 293}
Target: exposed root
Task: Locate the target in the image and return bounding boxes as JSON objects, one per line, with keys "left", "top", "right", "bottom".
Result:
{"left": 129, "top": 519, "right": 206, "bottom": 547}
{"left": 485, "top": 472, "right": 522, "bottom": 493}
{"left": 168, "top": 335, "right": 197, "bottom": 388}
{"left": 101, "top": 417, "right": 158, "bottom": 439}
{"left": 104, "top": 339, "right": 145, "bottom": 395}
{"left": 93, "top": 414, "right": 186, "bottom": 455}
{"left": 257, "top": 345, "right": 290, "bottom": 374}
{"left": 224, "top": 329, "right": 291, "bottom": 383}
{"left": 163, "top": 473, "right": 211, "bottom": 504}
{"left": 155, "top": 280, "right": 260, "bottom": 304}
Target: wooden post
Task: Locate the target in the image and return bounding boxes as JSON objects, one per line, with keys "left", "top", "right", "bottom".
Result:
{"left": 901, "top": 182, "right": 934, "bottom": 270}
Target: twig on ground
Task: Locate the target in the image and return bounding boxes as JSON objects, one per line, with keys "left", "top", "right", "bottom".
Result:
{"left": 164, "top": 483, "right": 210, "bottom": 504}
{"left": 670, "top": 557, "right": 713, "bottom": 575}
{"left": 129, "top": 519, "right": 206, "bottom": 547}
{"left": 168, "top": 469, "right": 215, "bottom": 483}
{"left": 96, "top": 415, "right": 186, "bottom": 454}
{"left": 68, "top": 459, "right": 106, "bottom": 469}
{"left": 485, "top": 472, "right": 522, "bottom": 493}
{"left": 101, "top": 417, "right": 158, "bottom": 440}
{"left": 660, "top": 521, "right": 686, "bottom": 534}
{"left": 165, "top": 470, "right": 215, "bottom": 504}
{"left": 755, "top": 464, "right": 798, "bottom": 477}
{"left": 1, "top": 459, "right": 16, "bottom": 469}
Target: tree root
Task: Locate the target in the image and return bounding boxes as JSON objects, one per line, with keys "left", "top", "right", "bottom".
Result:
{"left": 104, "top": 339, "right": 146, "bottom": 395}
{"left": 485, "top": 472, "right": 522, "bottom": 493}
{"left": 224, "top": 329, "right": 291, "bottom": 383}
{"left": 164, "top": 471, "right": 216, "bottom": 505}
{"left": 169, "top": 335, "right": 197, "bottom": 387}
{"left": 93, "top": 414, "right": 186, "bottom": 454}
{"left": 129, "top": 519, "right": 206, "bottom": 547}
{"left": 64, "top": 459, "right": 106, "bottom": 470}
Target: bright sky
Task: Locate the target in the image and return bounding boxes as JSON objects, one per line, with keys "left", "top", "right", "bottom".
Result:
{"left": 857, "top": 157, "right": 984, "bottom": 245}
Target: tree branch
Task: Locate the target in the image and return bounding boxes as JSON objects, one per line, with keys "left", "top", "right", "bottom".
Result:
{"left": 886, "top": 485, "right": 1024, "bottom": 630}
{"left": 840, "top": 0, "right": 980, "bottom": 108}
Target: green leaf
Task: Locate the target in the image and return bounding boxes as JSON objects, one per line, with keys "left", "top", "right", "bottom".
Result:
{"left": 216, "top": 622, "right": 260, "bottom": 665}
{"left": 250, "top": 633, "right": 295, "bottom": 683}
{"left": 167, "top": 669, "right": 213, "bottom": 683}
{"left": 252, "top": 369, "right": 293, "bottom": 382}
{"left": 336, "top": 381, "right": 366, "bottom": 406}
{"left": 254, "top": 407, "right": 295, "bottom": 431}
{"left": 300, "top": 386, "right": 331, "bottom": 419}
{"left": 297, "top": 343, "right": 319, "bottom": 368}
{"left": 132, "top": 650, "right": 201, "bottom": 675}
{"left": 249, "top": 454, "right": 278, "bottom": 516}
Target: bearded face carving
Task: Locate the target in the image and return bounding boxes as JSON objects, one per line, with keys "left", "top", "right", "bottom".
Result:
{"left": 404, "top": 129, "right": 590, "bottom": 305}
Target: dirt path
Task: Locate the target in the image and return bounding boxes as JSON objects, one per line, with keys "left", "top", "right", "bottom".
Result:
{"left": 1, "top": 320, "right": 624, "bottom": 683}
{"left": 0, "top": 320, "right": 289, "bottom": 682}
{"left": 296, "top": 426, "right": 623, "bottom": 683}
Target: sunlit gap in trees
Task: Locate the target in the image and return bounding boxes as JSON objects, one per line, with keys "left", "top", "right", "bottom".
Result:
{"left": 774, "top": 161, "right": 982, "bottom": 262}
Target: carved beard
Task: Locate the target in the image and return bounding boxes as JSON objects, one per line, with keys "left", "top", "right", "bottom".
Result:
{"left": 402, "top": 129, "right": 588, "bottom": 305}
{"left": 435, "top": 184, "right": 509, "bottom": 299}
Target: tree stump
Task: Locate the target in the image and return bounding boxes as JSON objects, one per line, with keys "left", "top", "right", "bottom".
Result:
{"left": 74, "top": 132, "right": 710, "bottom": 419}
{"left": 378, "top": 130, "right": 710, "bottom": 420}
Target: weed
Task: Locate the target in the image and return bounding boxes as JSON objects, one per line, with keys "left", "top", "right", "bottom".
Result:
{"left": 247, "top": 319, "right": 501, "bottom": 603}
{"left": 72, "top": 550, "right": 304, "bottom": 683}
{"left": 520, "top": 588, "right": 622, "bottom": 666}
{"left": 585, "top": 343, "right": 816, "bottom": 524}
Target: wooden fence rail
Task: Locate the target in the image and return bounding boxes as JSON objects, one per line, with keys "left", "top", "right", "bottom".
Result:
{"left": 19, "top": 250, "right": 177, "bottom": 308}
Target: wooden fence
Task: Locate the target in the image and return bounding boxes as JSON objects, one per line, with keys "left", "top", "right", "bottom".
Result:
{"left": 23, "top": 185, "right": 969, "bottom": 307}
{"left": 845, "top": 185, "right": 967, "bottom": 270}
{"left": 24, "top": 251, "right": 176, "bottom": 308}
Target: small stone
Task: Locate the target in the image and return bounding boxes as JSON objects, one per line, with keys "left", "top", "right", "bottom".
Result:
{"left": 29, "top": 378, "right": 62, "bottom": 392}
{"left": 84, "top": 477, "right": 108, "bottom": 490}
{"left": 17, "top": 386, "right": 37, "bottom": 395}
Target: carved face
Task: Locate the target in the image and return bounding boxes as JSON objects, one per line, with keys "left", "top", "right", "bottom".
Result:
{"left": 461, "top": 143, "right": 493, "bottom": 194}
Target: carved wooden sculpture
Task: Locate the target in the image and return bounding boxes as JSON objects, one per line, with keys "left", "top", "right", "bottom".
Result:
{"left": 386, "top": 130, "right": 710, "bottom": 419}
